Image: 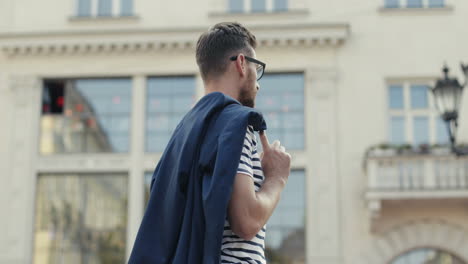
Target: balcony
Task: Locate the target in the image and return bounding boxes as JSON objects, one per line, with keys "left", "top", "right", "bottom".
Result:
{"left": 364, "top": 153, "right": 468, "bottom": 220}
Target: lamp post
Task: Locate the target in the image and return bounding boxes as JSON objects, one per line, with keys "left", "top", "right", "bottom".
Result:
{"left": 432, "top": 64, "right": 467, "bottom": 156}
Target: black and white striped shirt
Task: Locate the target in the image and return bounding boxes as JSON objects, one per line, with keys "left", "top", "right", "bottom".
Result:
{"left": 221, "top": 126, "right": 266, "bottom": 264}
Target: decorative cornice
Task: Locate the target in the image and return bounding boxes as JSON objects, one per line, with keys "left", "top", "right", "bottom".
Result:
{"left": 0, "top": 23, "right": 350, "bottom": 57}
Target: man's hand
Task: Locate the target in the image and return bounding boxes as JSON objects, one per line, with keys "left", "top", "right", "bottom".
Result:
{"left": 259, "top": 131, "right": 291, "bottom": 186}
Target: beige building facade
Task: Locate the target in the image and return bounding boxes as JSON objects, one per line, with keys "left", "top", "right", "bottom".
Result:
{"left": 1, "top": 0, "right": 468, "bottom": 263}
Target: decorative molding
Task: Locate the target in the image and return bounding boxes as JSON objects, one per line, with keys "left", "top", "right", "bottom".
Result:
{"left": 0, "top": 23, "right": 350, "bottom": 57}
{"left": 360, "top": 219, "right": 468, "bottom": 264}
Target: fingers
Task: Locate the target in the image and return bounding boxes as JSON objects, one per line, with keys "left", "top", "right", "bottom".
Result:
{"left": 259, "top": 131, "right": 270, "bottom": 151}
{"left": 259, "top": 131, "right": 288, "bottom": 154}
{"left": 271, "top": 140, "right": 280, "bottom": 149}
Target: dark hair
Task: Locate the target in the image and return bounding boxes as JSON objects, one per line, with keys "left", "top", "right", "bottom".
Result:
{"left": 196, "top": 22, "right": 257, "bottom": 81}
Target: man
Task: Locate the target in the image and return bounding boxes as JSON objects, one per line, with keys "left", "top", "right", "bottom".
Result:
{"left": 129, "top": 22, "right": 291, "bottom": 264}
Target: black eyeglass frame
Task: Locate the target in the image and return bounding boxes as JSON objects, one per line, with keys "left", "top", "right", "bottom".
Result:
{"left": 229, "top": 55, "right": 266, "bottom": 81}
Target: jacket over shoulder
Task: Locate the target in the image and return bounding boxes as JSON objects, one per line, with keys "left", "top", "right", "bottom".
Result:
{"left": 128, "top": 92, "right": 266, "bottom": 264}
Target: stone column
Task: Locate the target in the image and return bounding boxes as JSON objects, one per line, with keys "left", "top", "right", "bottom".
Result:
{"left": 127, "top": 75, "right": 146, "bottom": 259}
{"left": 305, "top": 69, "right": 342, "bottom": 264}
{"left": 1, "top": 75, "right": 41, "bottom": 264}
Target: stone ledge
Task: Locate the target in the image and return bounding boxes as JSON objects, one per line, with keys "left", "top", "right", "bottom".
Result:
{"left": 0, "top": 23, "right": 350, "bottom": 57}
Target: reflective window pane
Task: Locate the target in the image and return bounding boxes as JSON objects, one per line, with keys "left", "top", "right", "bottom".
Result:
{"left": 407, "top": 0, "right": 423, "bottom": 8}
{"left": 251, "top": 0, "right": 266, "bottom": 12}
{"left": 77, "top": 0, "right": 91, "bottom": 16}
{"left": 410, "top": 85, "right": 429, "bottom": 109}
{"left": 274, "top": 0, "right": 288, "bottom": 11}
{"left": 413, "top": 116, "right": 429, "bottom": 146}
{"left": 257, "top": 73, "right": 305, "bottom": 150}
{"left": 390, "top": 116, "right": 405, "bottom": 144}
{"left": 385, "top": 0, "right": 399, "bottom": 8}
{"left": 144, "top": 172, "right": 152, "bottom": 209}
{"left": 228, "top": 0, "right": 244, "bottom": 13}
{"left": 391, "top": 248, "right": 465, "bottom": 264}
{"left": 436, "top": 118, "right": 449, "bottom": 144}
{"left": 266, "top": 170, "right": 305, "bottom": 263}
{"left": 389, "top": 85, "right": 404, "bottom": 109}
{"left": 34, "top": 174, "right": 128, "bottom": 264}
{"left": 428, "top": 0, "right": 444, "bottom": 7}
{"left": 98, "top": 0, "right": 113, "bottom": 16}
{"left": 120, "top": 0, "right": 133, "bottom": 16}
{"left": 146, "top": 76, "right": 196, "bottom": 153}
{"left": 40, "top": 79, "right": 132, "bottom": 154}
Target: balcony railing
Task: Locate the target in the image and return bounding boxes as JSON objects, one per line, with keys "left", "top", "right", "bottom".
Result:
{"left": 366, "top": 155, "right": 468, "bottom": 191}
{"left": 364, "top": 154, "right": 468, "bottom": 221}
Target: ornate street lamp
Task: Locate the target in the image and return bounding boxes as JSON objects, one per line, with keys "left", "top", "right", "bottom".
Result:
{"left": 432, "top": 64, "right": 467, "bottom": 156}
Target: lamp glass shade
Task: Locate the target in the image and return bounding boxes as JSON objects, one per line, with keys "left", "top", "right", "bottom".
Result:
{"left": 432, "top": 78, "right": 463, "bottom": 119}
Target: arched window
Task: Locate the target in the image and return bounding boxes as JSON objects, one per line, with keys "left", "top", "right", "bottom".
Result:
{"left": 391, "top": 248, "right": 465, "bottom": 264}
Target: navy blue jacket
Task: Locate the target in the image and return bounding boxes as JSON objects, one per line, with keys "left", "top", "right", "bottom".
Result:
{"left": 128, "top": 92, "right": 267, "bottom": 264}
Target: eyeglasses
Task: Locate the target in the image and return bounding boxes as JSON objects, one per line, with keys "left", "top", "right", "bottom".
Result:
{"left": 230, "top": 55, "right": 266, "bottom": 81}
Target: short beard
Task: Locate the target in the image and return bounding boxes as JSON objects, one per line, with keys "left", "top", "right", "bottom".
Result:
{"left": 239, "top": 89, "right": 255, "bottom": 108}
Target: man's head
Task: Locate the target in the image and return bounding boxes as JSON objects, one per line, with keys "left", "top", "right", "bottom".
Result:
{"left": 196, "top": 22, "right": 263, "bottom": 107}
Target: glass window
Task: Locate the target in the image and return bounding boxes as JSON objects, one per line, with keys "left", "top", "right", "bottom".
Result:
{"left": 40, "top": 79, "right": 132, "bottom": 154}
{"left": 389, "top": 85, "right": 404, "bottom": 109}
{"left": 413, "top": 116, "right": 429, "bottom": 145}
{"left": 390, "top": 116, "right": 405, "bottom": 144}
{"left": 144, "top": 172, "right": 152, "bottom": 209}
{"left": 436, "top": 118, "right": 449, "bottom": 144}
{"left": 33, "top": 173, "right": 128, "bottom": 264}
{"left": 266, "top": 170, "right": 305, "bottom": 263}
{"left": 391, "top": 248, "right": 465, "bottom": 264}
{"left": 251, "top": 0, "right": 266, "bottom": 12}
{"left": 228, "top": 0, "right": 244, "bottom": 13}
{"left": 98, "top": 0, "right": 113, "bottom": 16}
{"left": 410, "top": 85, "right": 429, "bottom": 109}
{"left": 146, "top": 76, "right": 196, "bottom": 153}
{"left": 77, "top": 0, "right": 91, "bottom": 16}
{"left": 428, "top": 0, "right": 444, "bottom": 7}
{"left": 274, "top": 0, "right": 288, "bottom": 11}
{"left": 257, "top": 73, "right": 304, "bottom": 150}
{"left": 384, "top": 0, "right": 400, "bottom": 8}
{"left": 407, "top": 0, "right": 423, "bottom": 8}
{"left": 120, "top": 0, "right": 133, "bottom": 15}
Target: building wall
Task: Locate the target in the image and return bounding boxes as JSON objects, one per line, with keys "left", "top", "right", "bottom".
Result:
{"left": 1, "top": 0, "right": 468, "bottom": 264}
{"left": 335, "top": 1, "right": 468, "bottom": 262}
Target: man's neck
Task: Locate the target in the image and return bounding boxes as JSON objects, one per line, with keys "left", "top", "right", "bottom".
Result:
{"left": 204, "top": 79, "right": 240, "bottom": 102}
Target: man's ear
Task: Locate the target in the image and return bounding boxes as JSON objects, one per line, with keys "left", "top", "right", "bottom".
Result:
{"left": 234, "top": 54, "right": 247, "bottom": 78}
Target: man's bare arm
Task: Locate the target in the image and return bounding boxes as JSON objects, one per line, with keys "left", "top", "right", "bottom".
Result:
{"left": 227, "top": 132, "right": 291, "bottom": 240}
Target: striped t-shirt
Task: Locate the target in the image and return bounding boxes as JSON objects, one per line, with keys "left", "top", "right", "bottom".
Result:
{"left": 221, "top": 126, "right": 266, "bottom": 264}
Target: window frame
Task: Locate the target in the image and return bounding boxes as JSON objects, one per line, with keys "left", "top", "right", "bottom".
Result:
{"left": 383, "top": 0, "right": 447, "bottom": 9}
{"left": 74, "top": 0, "right": 134, "bottom": 18}
{"left": 386, "top": 80, "right": 449, "bottom": 146}
{"left": 144, "top": 75, "right": 197, "bottom": 153}
{"left": 227, "top": 0, "right": 288, "bottom": 13}
{"left": 256, "top": 72, "right": 306, "bottom": 151}
{"left": 33, "top": 172, "right": 129, "bottom": 264}
{"left": 39, "top": 78, "right": 133, "bottom": 154}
